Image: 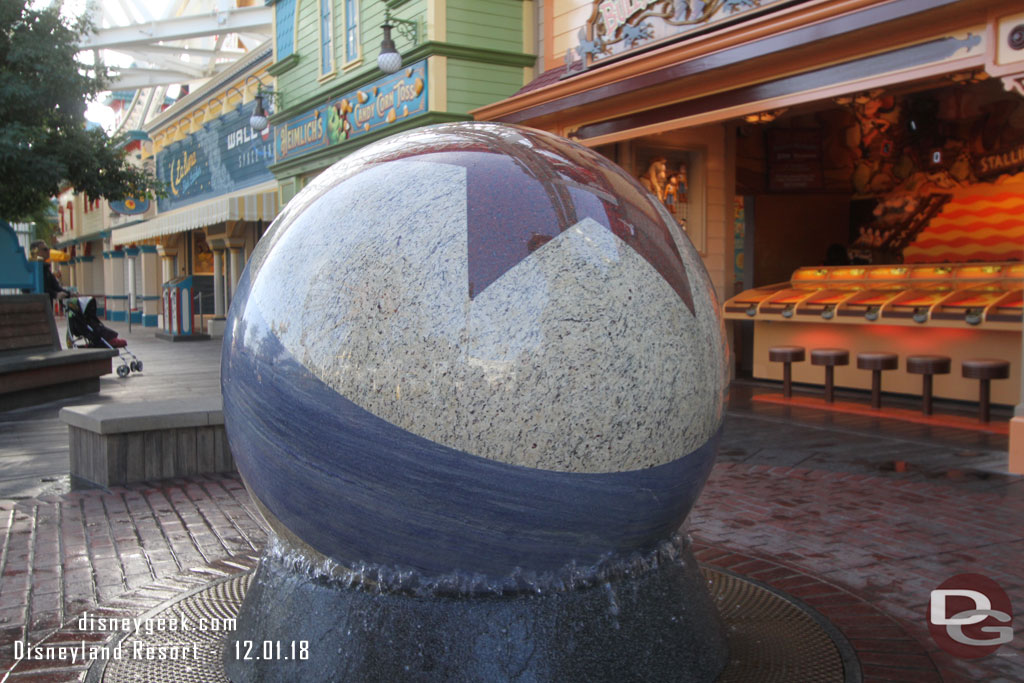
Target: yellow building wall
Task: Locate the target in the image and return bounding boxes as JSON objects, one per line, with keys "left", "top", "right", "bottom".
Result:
{"left": 633, "top": 124, "right": 732, "bottom": 306}
{"left": 547, "top": 0, "right": 593, "bottom": 71}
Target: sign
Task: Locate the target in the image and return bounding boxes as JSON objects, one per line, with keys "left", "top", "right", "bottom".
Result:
{"left": 976, "top": 142, "right": 1024, "bottom": 177}
{"left": 156, "top": 100, "right": 275, "bottom": 212}
{"left": 767, "top": 128, "right": 823, "bottom": 191}
{"left": 276, "top": 60, "right": 428, "bottom": 162}
{"left": 276, "top": 109, "right": 327, "bottom": 161}
{"left": 572, "top": 0, "right": 793, "bottom": 71}
{"left": 929, "top": 573, "right": 1013, "bottom": 659}
{"left": 109, "top": 197, "right": 151, "bottom": 215}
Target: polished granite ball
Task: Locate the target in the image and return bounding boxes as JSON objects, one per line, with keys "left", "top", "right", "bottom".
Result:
{"left": 222, "top": 122, "right": 728, "bottom": 582}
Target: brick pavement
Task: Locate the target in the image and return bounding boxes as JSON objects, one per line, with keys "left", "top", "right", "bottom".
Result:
{"left": 0, "top": 325, "right": 1021, "bottom": 681}
{"left": 0, "top": 474, "right": 267, "bottom": 680}
{"left": 0, "top": 463, "right": 1020, "bottom": 681}
{"left": 689, "top": 462, "right": 1024, "bottom": 682}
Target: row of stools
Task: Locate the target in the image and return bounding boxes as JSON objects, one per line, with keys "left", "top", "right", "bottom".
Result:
{"left": 768, "top": 346, "right": 1011, "bottom": 422}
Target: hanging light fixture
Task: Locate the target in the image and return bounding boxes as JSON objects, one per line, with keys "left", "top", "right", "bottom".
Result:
{"left": 378, "top": 21, "right": 402, "bottom": 74}
{"left": 742, "top": 108, "right": 789, "bottom": 124}
{"left": 250, "top": 85, "right": 270, "bottom": 132}
{"left": 377, "top": 9, "right": 419, "bottom": 75}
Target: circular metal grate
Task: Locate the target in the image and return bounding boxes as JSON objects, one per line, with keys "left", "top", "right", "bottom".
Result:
{"left": 92, "top": 573, "right": 251, "bottom": 683}
{"left": 95, "top": 566, "right": 856, "bottom": 682}
{"left": 708, "top": 568, "right": 856, "bottom": 682}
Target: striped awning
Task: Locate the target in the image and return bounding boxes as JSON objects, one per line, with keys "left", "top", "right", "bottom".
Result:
{"left": 111, "top": 182, "right": 279, "bottom": 246}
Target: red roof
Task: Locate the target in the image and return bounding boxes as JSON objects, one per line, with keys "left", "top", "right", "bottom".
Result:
{"left": 513, "top": 63, "right": 583, "bottom": 96}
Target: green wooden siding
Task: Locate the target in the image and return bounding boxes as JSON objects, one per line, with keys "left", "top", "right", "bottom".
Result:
{"left": 360, "top": 1, "right": 426, "bottom": 70}
{"left": 446, "top": 0, "right": 522, "bottom": 53}
{"left": 278, "top": 1, "right": 526, "bottom": 117}
{"left": 446, "top": 60, "right": 523, "bottom": 115}
{"left": 271, "top": 1, "right": 530, "bottom": 180}
{"left": 445, "top": 0, "right": 527, "bottom": 114}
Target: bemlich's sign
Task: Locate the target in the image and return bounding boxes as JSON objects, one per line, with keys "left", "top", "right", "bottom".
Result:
{"left": 571, "top": 0, "right": 793, "bottom": 70}
{"left": 276, "top": 60, "right": 427, "bottom": 162}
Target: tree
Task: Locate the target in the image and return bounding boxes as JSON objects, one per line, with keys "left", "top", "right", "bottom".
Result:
{"left": 0, "top": 0, "right": 159, "bottom": 222}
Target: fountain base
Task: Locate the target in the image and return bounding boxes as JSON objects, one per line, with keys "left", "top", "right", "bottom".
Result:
{"left": 223, "top": 537, "right": 729, "bottom": 683}
{"left": 89, "top": 551, "right": 858, "bottom": 683}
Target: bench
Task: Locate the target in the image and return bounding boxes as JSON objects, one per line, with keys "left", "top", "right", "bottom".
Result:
{"left": 60, "top": 397, "right": 235, "bottom": 487}
{"left": 0, "top": 294, "right": 117, "bottom": 410}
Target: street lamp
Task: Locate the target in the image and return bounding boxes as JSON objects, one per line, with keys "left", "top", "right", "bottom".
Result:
{"left": 377, "top": 9, "right": 419, "bottom": 75}
{"left": 249, "top": 84, "right": 272, "bottom": 132}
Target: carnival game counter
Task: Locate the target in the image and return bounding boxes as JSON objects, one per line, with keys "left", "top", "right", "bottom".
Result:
{"left": 724, "top": 263, "right": 1022, "bottom": 405}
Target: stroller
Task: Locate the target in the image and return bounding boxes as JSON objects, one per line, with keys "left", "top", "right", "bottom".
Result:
{"left": 65, "top": 297, "right": 143, "bottom": 377}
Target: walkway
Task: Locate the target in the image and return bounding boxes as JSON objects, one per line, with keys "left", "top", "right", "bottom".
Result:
{"left": 0, "top": 323, "right": 1020, "bottom": 681}
{"left": 0, "top": 324, "right": 222, "bottom": 500}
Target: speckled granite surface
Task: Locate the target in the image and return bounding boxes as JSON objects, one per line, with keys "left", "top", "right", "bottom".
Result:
{"left": 224, "top": 122, "right": 730, "bottom": 566}
{"left": 222, "top": 122, "right": 731, "bottom": 679}
{"left": 235, "top": 126, "right": 726, "bottom": 474}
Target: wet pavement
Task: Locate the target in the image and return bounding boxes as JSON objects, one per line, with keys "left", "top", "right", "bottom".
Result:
{"left": 0, "top": 322, "right": 1021, "bottom": 681}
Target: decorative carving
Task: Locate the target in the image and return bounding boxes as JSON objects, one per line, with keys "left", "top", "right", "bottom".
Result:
{"left": 1002, "top": 73, "right": 1024, "bottom": 97}
{"left": 1009, "top": 24, "right": 1024, "bottom": 51}
{"left": 577, "top": 0, "right": 786, "bottom": 69}
{"left": 621, "top": 21, "right": 653, "bottom": 47}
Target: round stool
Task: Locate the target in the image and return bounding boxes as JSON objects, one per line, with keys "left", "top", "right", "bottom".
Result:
{"left": 961, "top": 359, "right": 1010, "bottom": 423}
{"left": 810, "top": 348, "right": 849, "bottom": 403}
{"left": 856, "top": 352, "right": 898, "bottom": 409}
{"left": 906, "top": 355, "right": 951, "bottom": 416}
{"left": 769, "top": 346, "right": 805, "bottom": 398}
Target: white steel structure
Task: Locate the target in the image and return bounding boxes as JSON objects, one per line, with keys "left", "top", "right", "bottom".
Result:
{"left": 77, "top": 0, "right": 272, "bottom": 132}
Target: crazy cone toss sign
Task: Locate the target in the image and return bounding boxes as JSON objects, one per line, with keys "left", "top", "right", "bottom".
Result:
{"left": 929, "top": 573, "right": 1014, "bottom": 658}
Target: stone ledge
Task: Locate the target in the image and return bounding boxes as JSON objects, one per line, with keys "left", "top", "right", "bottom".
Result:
{"left": 61, "top": 397, "right": 234, "bottom": 487}
{"left": 60, "top": 397, "right": 224, "bottom": 434}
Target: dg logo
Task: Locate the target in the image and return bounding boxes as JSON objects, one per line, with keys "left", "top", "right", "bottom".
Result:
{"left": 929, "top": 573, "right": 1014, "bottom": 659}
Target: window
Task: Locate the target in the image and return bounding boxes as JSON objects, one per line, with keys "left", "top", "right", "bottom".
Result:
{"left": 344, "top": 0, "right": 360, "bottom": 64}
{"left": 319, "top": 0, "right": 334, "bottom": 77}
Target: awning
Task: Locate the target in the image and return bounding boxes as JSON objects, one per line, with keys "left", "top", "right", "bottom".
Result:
{"left": 111, "top": 181, "right": 279, "bottom": 245}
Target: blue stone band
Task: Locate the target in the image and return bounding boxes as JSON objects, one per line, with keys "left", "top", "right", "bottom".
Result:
{"left": 224, "top": 317, "right": 718, "bottom": 579}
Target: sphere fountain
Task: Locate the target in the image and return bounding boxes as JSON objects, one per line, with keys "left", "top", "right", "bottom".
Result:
{"left": 221, "top": 121, "right": 731, "bottom": 681}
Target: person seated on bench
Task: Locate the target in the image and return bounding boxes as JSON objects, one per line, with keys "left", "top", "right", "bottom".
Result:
{"left": 29, "top": 241, "right": 68, "bottom": 302}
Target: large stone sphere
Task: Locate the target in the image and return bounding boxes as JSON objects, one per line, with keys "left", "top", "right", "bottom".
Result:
{"left": 222, "top": 122, "right": 728, "bottom": 586}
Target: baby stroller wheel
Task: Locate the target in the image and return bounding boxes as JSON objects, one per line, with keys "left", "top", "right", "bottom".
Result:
{"left": 130, "top": 361, "right": 139, "bottom": 372}
{"left": 134, "top": 360, "right": 143, "bottom": 372}
{"left": 117, "top": 365, "right": 130, "bottom": 378}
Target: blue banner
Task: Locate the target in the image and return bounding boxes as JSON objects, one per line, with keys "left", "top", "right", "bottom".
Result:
{"left": 276, "top": 60, "right": 428, "bottom": 162}
{"left": 156, "top": 100, "right": 275, "bottom": 212}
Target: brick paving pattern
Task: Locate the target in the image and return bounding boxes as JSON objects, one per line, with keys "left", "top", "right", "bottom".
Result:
{"left": 691, "top": 462, "right": 1024, "bottom": 682}
{"left": 0, "top": 327, "right": 1021, "bottom": 681}
{"left": 0, "top": 475, "right": 267, "bottom": 680}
